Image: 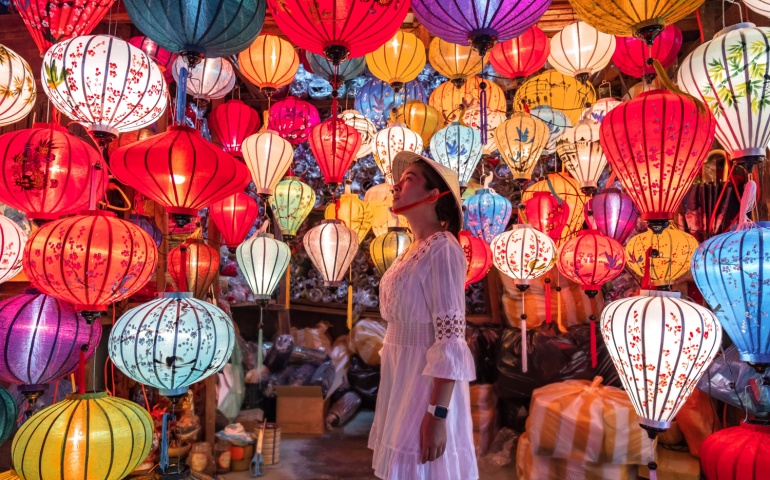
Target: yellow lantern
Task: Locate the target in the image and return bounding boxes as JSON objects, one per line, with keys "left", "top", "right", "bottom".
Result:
{"left": 521, "top": 172, "right": 588, "bottom": 246}
{"left": 495, "top": 112, "right": 550, "bottom": 182}
{"left": 325, "top": 184, "right": 373, "bottom": 242}
{"left": 365, "top": 183, "right": 408, "bottom": 236}
{"left": 623, "top": 77, "right": 662, "bottom": 101}
{"left": 373, "top": 122, "right": 424, "bottom": 184}
{"left": 428, "top": 37, "right": 485, "bottom": 88}
{"left": 238, "top": 34, "right": 299, "bottom": 96}
{"left": 242, "top": 131, "right": 294, "bottom": 196}
{"left": 366, "top": 31, "right": 426, "bottom": 92}
{"left": 270, "top": 176, "right": 316, "bottom": 239}
{"left": 568, "top": 0, "right": 700, "bottom": 41}
{"left": 514, "top": 70, "right": 596, "bottom": 124}
{"left": 625, "top": 226, "right": 699, "bottom": 287}
{"left": 430, "top": 77, "right": 507, "bottom": 124}
{"left": 370, "top": 227, "right": 412, "bottom": 275}
{"left": 392, "top": 100, "right": 442, "bottom": 145}
{"left": 548, "top": 21, "right": 615, "bottom": 84}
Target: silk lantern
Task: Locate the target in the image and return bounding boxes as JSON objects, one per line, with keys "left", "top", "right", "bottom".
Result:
{"left": 366, "top": 31, "right": 426, "bottom": 92}
{"left": 172, "top": 56, "right": 235, "bottom": 100}
{"left": 42, "top": 35, "right": 167, "bottom": 145}
{"left": 303, "top": 220, "right": 359, "bottom": 287}
{"left": 489, "top": 26, "right": 550, "bottom": 81}
{"left": 365, "top": 182, "right": 407, "bottom": 237}
{"left": 522, "top": 191, "right": 570, "bottom": 241}
{"left": 12, "top": 392, "right": 153, "bottom": 480}
{"left": 462, "top": 106, "right": 508, "bottom": 155}
{"left": 324, "top": 185, "right": 373, "bottom": 242}
{"left": 238, "top": 35, "right": 299, "bottom": 96}
{"left": 463, "top": 187, "right": 512, "bottom": 244}
{"left": 306, "top": 54, "right": 366, "bottom": 84}
{"left": 626, "top": 225, "right": 698, "bottom": 288}
{"left": 268, "top": 96, "right": 321, "bottom": 145}
{"left": 744, "top": 0, "right": 770, "bottom": 19}
{"left": 355, "top": 78, "right": 426, "bottom": 129}
{"left": 340, "top": 110, "right": 377, "bottom": 158}
{"left": 600, "top": 90, "right": 716, "bottom": 233}
{"left": 556, "top": 120, "right": 607, "bottom": 194}
{"left": 428, "top": 38, "right": 484, "bottom": 88}
{"left": 128, "top": 36, "right": 178, "bottom": 83}
{"left": 587, "top": 188, "right": 639, "bottom": 244}
{"left": 209, "top": 191, "right": 260, "bottom": 250}
{"left": 269, "top": 177, "right": 316, "bottom": 238}
{"left": 556, "top": 229, "right": 624, "bottom": 297}
{"left": 548, "top": 21, "right": 616, "bottom": 83}
{"left": 0, "top": 216, "right": 25, "bottom": 285}
{"left": 128, "top": 214, "right": 163, "bottom": 248}
{"left": 370, "top": 227, "right": 412, "bottom": 275}
{"left": 531, "top": 105, "right": 571, "bottom": 154}
{"left": 0, "top": 45, "right": 35, "bottom": 127}
{"left": 521, "top": 173, "right": 587, "bottom": 245}
{"left": 458, "top": 230, "right": 493, "bottom": 287}
{"left": 374, "top": 123, "right": 424, "bottom": 185}
{"left": 612, "top": 25, "right": 682, "bottom": 79}
{"left": 701, "top": 421, "right": 770, "bottom": 480}
{"left": 237, "top": 233, "right": 290, "bottom": 301}
{"left": 0, "top": 387, "right": 15, "bottom": 445}
{"left": 623, "top": 77, "right": 662, "bottom": 101}
{"left": 581, "top": 97, "right": 622, "bottom": 126}
{"left": 495, "top": 112, "right": 550, "bottom": 182}
{"left": 430, "top": 121, "right": 483, "bottom": 187}
{"left": 242, "top": 131, "right": 293, "bottom": 196}
{"left": 678, "top": 24, "right": 770, "bottom": 172}
{"left": 24, "top": 211, "right": 158, "bottom": 323}
{"left": 209, "top": 100, "right": 261, "bottom": 157}
{"left": 569, "top": 0, "right": 700, "bottom": 41}
{"left": 309, "top": 119, "right": 362, "bottom": 187}
{"left": 430, "top": 77, "right": 506, "bottom": 125}
{"left": 514, "top": 70, "right": 596, "bottom": 124}
{"left": 167, "top": 230, "right": 220, "bottom": 299}
{"left": 392, "top": 100, "right": 442, "bottom": 145}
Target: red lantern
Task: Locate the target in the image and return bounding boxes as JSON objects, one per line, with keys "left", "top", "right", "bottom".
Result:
{"left": 167, "top": 231, "right": 220, "bottom": 299}
{"left": 489, "top": 26, "right": 550, "bottom": 80}
{"left": 308, "top": 119, "right": 361, "bottom": 187}
{"left": 110, "top": 125, "right": 251, "bottom": 226}
{"left": 208, "top": 191, "right": 260, "bottom": 251}
{"left": 701, "top": 421, "right": 770, "bottom": 480}
{"left": 128, "top": 36, "right": 178, "bottom": 84}
{"left": 600, "top": 90, "right": 715, "bottom": 233}
{"left": 268, "top": 97, "right": 321, "bottom": 145}
{"left": 612, "top": 25, "right": 682, "bottom": 79}
{"left": 23, "top": 210, "right": 158, "bottom": 323}
{"left": 458, "top": 230, "right": 492, "bottom": 288}
{"left": 209, "top": 99, "right": 261, "bottom": 157}
{"left": 522, "top": 191, "right": 570, "bottom": 241}
{"left": 0, "top": 123, "right": 108, "bottom": 221}
{"left": 556, "top": 229, "right": 624, "bottom": 297}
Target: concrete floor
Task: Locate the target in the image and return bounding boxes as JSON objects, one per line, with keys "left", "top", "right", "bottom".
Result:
{"left": 222, "top": 411, "right": 516, "bottom": 480}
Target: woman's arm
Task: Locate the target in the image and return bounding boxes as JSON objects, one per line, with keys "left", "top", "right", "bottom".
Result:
{"left": 420, "top": 377, "right": 455, "bottom": 463}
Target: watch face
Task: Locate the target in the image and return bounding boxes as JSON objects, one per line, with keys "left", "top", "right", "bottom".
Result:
{"left": 434, "top": 406, "right": 448, "bottom": 419}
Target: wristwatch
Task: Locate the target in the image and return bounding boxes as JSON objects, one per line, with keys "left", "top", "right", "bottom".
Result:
{"left": 427, "top": 404, "right": 449, "bottom": 419}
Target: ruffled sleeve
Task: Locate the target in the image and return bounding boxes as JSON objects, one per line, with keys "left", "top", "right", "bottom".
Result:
{"left": 420, "top": 234, "right": 476, "bottom": 382}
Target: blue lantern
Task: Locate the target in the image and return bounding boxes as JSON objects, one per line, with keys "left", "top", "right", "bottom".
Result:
{"left": 307, "top": 54, "right": 366, "bottom": 84}
{"left": 0, "top": 385, "right": 16, "bottom": 445}
{"left": 692, "top": 221, "right": 770, "bottom": 371}
{"left": 355, "top": 78, "right": 426, "bottom": 129}
{"left": 463, "top": 188, "right": 512, "bottom": 244}
{"left": 128, "top": 214, "right": 162, "bottom": 248}
{"left": 430, "top": 121, "right": 483, "bottom": 188}
{"left": 531, "top": 105, "right": 571, "bottom": 154}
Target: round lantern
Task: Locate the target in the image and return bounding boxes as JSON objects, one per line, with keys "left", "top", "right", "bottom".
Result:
{"left": 340, "top": 110, "right": 377, "bottom": 158}
{"left": 365, "top": 182, "right": 407, "bottom": 237}
{"left": 0, "top": 45, "right": 35, "bottom": 127}
{"left": 172, "top": 56, "right": 235, "bottom": 100}
{"left": 128, "top": 36, "right": 178, "bottom": 83}
{"left": 701, "top": 421, "right": 770, "bottom": 480}
{"left": 128, "top": 214, "right": 163, "bottom": 248}
{"left": 355, "top": 78, "right": 426, "bottom": 129}
{"left": 373, "top": 123, "right": 424, "bottom": 185}
{"left": 428, "top": 38, "right": 484, "bottom": 88}
{"left": 581, "top": 97, "right": 623, "bottom": 126}
{"left": 303, "top": 220, "right": 359, "bottom": 287}
{"left": 556, "top": 229, "right": 625, "bottom": 296}
{"left": 209, "top": 191, "right": 260, "bottom": 250}
{"left": 556, "top": 120, "right": 607, "bottom": 194}
{"left": 587, "top": 188, "right": 639, "bottom": 244}
{"left": 522, "top": 191, "right": 570, "bottom": 241}
{"left": 0, "top": 386, "right": 15, "bottom": 445}
{"left": 209, "top": 100, "right": 261, "bottom": 157}
{"left": 167, "top": 231, "right": 220, "bottom": 299}
{"left": 366, "top": 31, "right": 426, "bottom": 92}
{"left": 269, "top": 177, "right": 316, "bottom": 238}
{"left": 110, "top": 292, "right": 234, "bottom": 397}
{"left": 430, "top": 121, "right": 483, "bottom": 187}
{"left": 531, "top": 105, "right": 571, "bottom": 154}
{"left": 308, "top": 119, "right": 362, "bottom": 187}
{"left": 463, "top": 188, "right": 512, "bottom": 244}
{"left": 678, "top": 24, "right": 770, "bottom": 171}
{"left": 24, "top": 211, "right": 158, "bottom": 322}
{"left": 42, "top": 35, "right": 167, "bottom": 144}
{"left": 12, "top": 392, "right": 153, "bottom": 480}
{"left": 521, "top": 173, "right": 587, "bottom": 245}
{"left": 0, "top": 216, "right": 25, "bottom": 285}
{"left": 600, "top": 90, "right": 716, "bottom": 233}
{"left": 237, "top": 233, "right": 290, "bottom": 301}
{"left": 324, "top": 186, "right": 373, "bottom": 242}
{"left": 601, "top": 290, "right": 722, "bottom": 436}
{"left": 569, "top": 0, "right": 700, "bottom": 40}
{"left": 306, "top": 54, "right": 366, "bottom": 83}
{"left": 268, "top": 96, "right": 321, "bottom": 145}
{"left": 458, "top": 230, "right": 492, "bottom": 288}
{"left": 242, "top": 131, "right": 294, "bottom": 196}
{"left": 489, "top": 26, "right": 550, "bottom": 81}
{"left": 462, "top": 106, "right": 508, "bottom": 155}
{"left": 110, "top": 125, "right": 251, "bottom": 225}
{"left": 392, "top": 101, "right": 442, "bottom": 145}
{"left": 122, "top": 0, "right": 265, "bottom": 62}
{"left": 430, "top": 77, "right": 507, "bottom": 125}
{"left": 238, "top": 35, "right": 299, "bottom": 96}
{"left": 626, "top": 225, "right": 698, "bottom": 287}
{"left": 495, "top": 112, "right": 550, "bottom": 182}
{"left": 514, "top": 70, "right": 596, "bottom": 124}
{"left": 411, "top": 0, "right": 551, "bottom": 56}
{"left": 370, "top": 227, "right": 412, "bottom": 275}
{"left": 491, "top": 225, "right": 556, "bottom": 281}
{"left": 612, "top": 25, "right": 682, "bottom": 79}
{"left": 548, "top": 21, "right": 616, "bottom": 83}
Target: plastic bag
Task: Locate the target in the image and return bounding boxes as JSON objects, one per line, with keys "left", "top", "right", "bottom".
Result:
{"left": 347, "top": 354, "right": 381, "bottom": 409}
{"left": 326, "top": 391, "right": 363, "bottom": 429}
{"left": 217, "top": 340, "right": 245, "bottom": 422}
{"left": 309, "top": 361, "right": 335, "bottom": 398}
{"left": 288, "top": 364, "right": 316, "bottom": 386}
{"left": 676, "top": 389, "right": 721, "bottom": 458}
{"left": 289, "top": 346, "right": 330, "bottom": 366}
{"left": 697, "top": 345, "right": 770, "bottom": 416}
{"left": 264, "top": 334, "right": 294, "bottom": 373}
{"left": 466, "top": 323, "right": 501, "bottom": 384}
{"left": 470, "top": 384, "right": 498, "bottom": 455}
{"left": 329, "top": 335, "right": 352, "bottom": 397}
{"left": 291, "top": 322, "right": 333, "bottom": 351}
{"left": 477, "top": 427, "right": 518, "bottom": 473}
{"left": 349, "top": 319, "right": 386, "bottom": 366}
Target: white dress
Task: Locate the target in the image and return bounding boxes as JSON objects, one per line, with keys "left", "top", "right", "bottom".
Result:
{"left": 368, "top": 231, "right": 478, "bottom": 480}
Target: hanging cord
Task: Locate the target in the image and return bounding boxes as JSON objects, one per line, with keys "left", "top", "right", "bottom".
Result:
{"left": 588, "top": 297, "right": 597, "bottom": 368}
{"left": 517, "top": 285, "right": 529, "bottom": 373}
{"left": 737, "top": 178, "right": 758, "bottom": 230}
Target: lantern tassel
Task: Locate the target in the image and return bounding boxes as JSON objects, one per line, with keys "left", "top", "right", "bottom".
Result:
{"left": 285, "top": 267, "right": 291, "bottom": 310}
{"left": 652, "top": 60, "right": 706, "bottom": 113}
{"left": 257, "top": 308, "right": 264, "bottom": 378}
{"left": 347, "top": 284, "right": 354, "bottom": 331}
{"left": 590, "top": 316, "right": 598, "bottom": 369}
{"left": 738, "top": 180, "right": 757, "bottom": 229}
{"left": 479, "top": 81, "right": 488, "bottom": 145}
{"left": 544, "top": 278, "right": 552, "bottom": 323}
{"left": 175, "top": 66, "right": 188, "bottom": 126}
{"left": 77, "top": 345, "right": 86, "bottom": 394}
{"left": 557, "top": 278, "right": 566, "bottom": 333}
{"left": 642, "top": 246, "right": 653, "bottom": 290}
{"left": 179, "top": 245, "right": 189, "bottom": 292}
{"left": 160, "top": 412, "right": 170, "bottom": 472}
{"left": 520, "top": 287, "right": 528, "bottom": 373}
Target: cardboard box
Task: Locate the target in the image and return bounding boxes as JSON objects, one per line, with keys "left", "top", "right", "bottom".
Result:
{"left": 275, "top": 386, "right": 328, "bottom": 435}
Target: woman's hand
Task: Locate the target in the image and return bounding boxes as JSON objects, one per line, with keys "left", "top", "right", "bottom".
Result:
{"left": 420, "top": 411, "right": 447, "bottom": 463}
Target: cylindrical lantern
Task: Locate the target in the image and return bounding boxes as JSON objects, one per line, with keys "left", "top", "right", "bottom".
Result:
{"left": 392, "top": 100, "right": 442, "bottom": 145}
{"left": 587, "top": 188, "right": 639, "bottom": 244}
{"left": 308, "top": 119, "right": 362, "bottom": 187}
{"left": 237, "top": 233, "right": 291, "bottom": 301}
{"left": 430, "top": 121, "right": 483, "bottom": 187}
{"left": 268, "top": 96, "right": 321, "bottom": 145}
{"left": 612, "top": 25, "right": 682, "bottom": 79}
{"left": 463, "top": 188, "right": 512, "bottom": 244}
{"left": 306, "top": 54, "right": 366, "bottom": 84}
{"left": 521, "top": 173, "right": 587, "bottom": 246}
{"left": 430, "top": 77, "right": 507, "bottom": 125}
{"left": 522, "top": 191, "right": 570, "bottom": 241}
{"left": 548, "top": 21, "right": 615, "bottom": 83}
{"left": 209, "top": 100, "right": 261, "bottom": 157}
{"left": 373, "top": 123, "right": 424, "bottom": 185}
{"left": 514, "top": 70, "right": 596, "bottom": 124}
{"left": 238, "top": 35, "right": 299, "bottom": 96}
{"left": 458, "top": 230, "right": 492, "bottom": 288}
{"left": 269, "top": 177, "right": 316, "bottom": 238}
{"left": 355, "top": 78, "right": 426, "bottom": 129}
{"left": 556, "top": 229, "right": 625, "bottom": 296}
{"left": 303, "top": 220, "right": 359, "bottom": 287}
{"left": 340, "top": 110, "right": 377, "bottom": 158}
{"left": 110, "top": 292, "right": 235, "bottom": 397}
{"left": 556, "top": 120, "right": 607, "bottom": 194}
{"left": 167, "top": 231, "right": 220, "bottom": 299}
{"left": 0, "top": 216, "right": 25, "bottom": 285}
{"left": 701, "top": 421, "right": 770, "bottom": 480}
{"left": 428, "top": 38, "right": 484, "bottom": 88}
{"left": 626, "top": 225, "right": 698, "bottom": 287}
{"left": 491, "top": 225, "right": 557, "bottom": 282}
{"left": 172, "top": 56, "right": 236, "bottom": 100}
{"left": 242, "top": 131, "right": 294, "bottom": 196}
{"left": 366, "top": 31, "right": 426, "bottom": 91}
{"left": 12, "top": 392, "right": 153, "bottom": 480}
{"left": 324, "top": 187, "right": 373, "bottom": 242}
{"left": 0, "top": 386, "right": 15, "bottom": 445}
{"left": 489, "top": 26, "right": 550, "bottom": 80}
{"left": 495, "top": 113, "right": 550, "bottom": 182}
{"left": 0, "top": 45, "right": 35, "bottom": 127}
{"left": 209, "top": 191, "right": 260, "bottom": 250}
{"left": 128, "top": 36, "right": 178, "bottom": 83}
{"left": 370, "top": 227, "right": 412, "bottom": 275}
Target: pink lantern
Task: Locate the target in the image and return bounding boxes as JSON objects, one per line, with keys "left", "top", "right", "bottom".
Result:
{"left": 587, "top": 188, "right": 640, "bottom": 244}
{"left": 128, "top": 36, "right": 178, "bottom": 84}
{"left": 268, "top": 97, "right": 321, "bottom": 145}
{"left": 612, "top": 25, "right": 682, "bottom": 79}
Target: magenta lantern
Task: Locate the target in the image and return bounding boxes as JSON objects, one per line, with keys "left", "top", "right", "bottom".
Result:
{"left": 587, "top": 188, "right": 640, "bottom": 244}
{"left": 268, "top": 97, "right": 321, "bottom": 145}
{"left": 612, "top": 25, "right": 682, "bottom": 79}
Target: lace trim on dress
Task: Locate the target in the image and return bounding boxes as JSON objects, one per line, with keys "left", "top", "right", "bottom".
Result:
{"left": 394, "top": 230, "right": 448, "bottom": 265}
{"left": 434, "top": 309, "right": 465, "bottom": 341}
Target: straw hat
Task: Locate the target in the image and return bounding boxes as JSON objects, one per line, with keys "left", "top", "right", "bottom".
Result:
{"left": 391, "top": 151, "right": 464, "bottom": 228}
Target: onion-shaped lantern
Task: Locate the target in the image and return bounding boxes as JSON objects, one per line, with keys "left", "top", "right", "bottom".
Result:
{"left": 365, "top": 183, "right": 407, "bottom": 237}
{"left": 600, "top": 90, "right": 716, "bottom": 233}
{"left": 0, "top": 387, "right": 15, "bottom": 445}
{"left": 522, "top": 191, "right": 570, "bottom": 241}
{"left": 556, "top": 229, "right": 625, "bottom": 297}
{"left": 324, "top": 185, "right": 373, "bottom": 242}
{"left": 238, "top": 35, "right": 299, "bottom": 96}
{"left": 626, "top": 225, "right": 698, "bottom": 288}
{"left": 42, "top": 35, "right": 168, "bottom": 145}
{"left": 366, "top": 31, "right": 426, "bottom": 92}
{"left": 209, "top": 100, "right": 261, "bottom": 157}
{"left": 209, "top": 191, "right": 260, "bottom": 250}
{"left": 167, "top": 230, "right": 220, "bottom": 299}
{"left": 430, "top": 77, "right": 506, "bottom": 125}
{"left": 458, "top": 230, "right": 492, "bottom": 288}
{"left": 269, "top": 177, "right": 316, "bottom": 239}
{"left": 430, "top": 121, "right": 483, "bottom": 187}
{"left": 612, "top": 25, "right": 682, "bottom": 79}
{"left": 556, "top": 120, "right": 607, "bottom": 194}
{"left": 463, "top": 187, "right": 512, "bottom": 244}
{"left": 514, "top": 70, "right": 596, "bottom": 124}
{"left": 587, "top": 188, "right": 639, "bottom": 244}
{"left": 303, "top": 220, "right": 359, "bottom": 287}
{"left": 242, "top": 131, "right": 293, "bottom": 196}
{"left": 489, "top": 26, "right": 550, "bottom": 81}
{"left": 12, "top": 392, "right": 153, "bottom": 480}
{"left": 24, "top": 211, "right": 158, "bottom": 323}
{"left": 110, "top": 292, "right": 235, "bottom": 397}
{"left": 0, "top": 45, "right": 35, "bottom": 127}
{"left": 581, "top": 97, "right": 622, "bottom": 126}
{"left": 495, "top": 112, "right": 550, "bottom": 182}
{"left": 128, "top": 36, "right": 178, "bottom": 83}
{"left": 340, "top": 110, "right": 377, "bottom": 158}
{"left": 370, "top": 227, "right": 412, "bottom": 275}
{"left": 308, "top": 119, "right": 362, "bottom": 187}
{"left": 601, "top": 290, "right": 722, "bottom": 438}
{"left": 172, "top": 56, "right": 235, "bottom": 101}
{"left": 392, "top": 100, "right": 442, "bottom": 145}
{"left": 491, "top": 225, "right": 556, "bottom": 282}
{"left": 373, "top": 123, "right": 424, "bottom": 185}
{"left": 0, "top": 216, "right": 25, "bottom": 285}
{"left": 355, "top": 78, "right": 426, "bottom": 129}
{"left": 306, "top": 54, "right": 366, "bottom": 83}
{"left": 268, "top": 96, "right": 321, "bottom": 145}
{"left": 521, "top": 173, "right": 587, "bottom": 246}
{"left": 531, "top": 105, "right": 571, "bottom": 154}
{"left": 237, "top": 233, "right": 291, "bottom": 301}
{"left": 548, "top": 21, "right": 616, "bottom": 83}
{"left": 462, "top": 106, "right": 508, "bottom": 155}
{"left": 701, "top": 421, "right": 770, "bottom": 480}
{"left": 569, "top": 0, "right": 700, "bottom": 41}
{"left": 428, "top": 38, "right": 484, "bottom": 88}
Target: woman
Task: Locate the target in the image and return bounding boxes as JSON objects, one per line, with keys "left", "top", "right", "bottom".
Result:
{"left": 368, "top": 151, "right": 478, "bottom": 479}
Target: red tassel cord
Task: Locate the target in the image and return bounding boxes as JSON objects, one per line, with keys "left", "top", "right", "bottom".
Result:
{"left": 544, "top": 278, "right": 552, "bottom": 323}
{"left": 642, "top": 247, "right": 653, "bottom": 290}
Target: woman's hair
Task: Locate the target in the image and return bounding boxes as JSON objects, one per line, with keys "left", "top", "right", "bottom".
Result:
{"left": 412, "top": 160, "right": 461, "bottom": 238}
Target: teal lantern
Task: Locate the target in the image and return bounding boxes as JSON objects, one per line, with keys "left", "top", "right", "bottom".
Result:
{"left": 463, "top": 187, "right": 512, "bottom": 244}
{"left": 430, "top": 121, "right": 483, "bottom": 188}
{"left": 355, "top": 78, "right": 426, "bottom": 129}
{"left": 0, "top": 385, "right": 16, "bottom": 445}
{"left": 307, "top": 54, "right": 366, "bottom": 85}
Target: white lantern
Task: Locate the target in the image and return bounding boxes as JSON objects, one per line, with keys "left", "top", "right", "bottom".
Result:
{"left": 548, "top": 21, "right": 616, "bottom": 84}
{"left": 430, "top": 121, "right": 483, "bottom": 187}
{"left": 495, "top": 112, "right": 550, "bottom": 182}
{"left": 236, "top": 233, "right": 291, "bottom": 301}
{"left": 678, "top": 23, "right": 770, "bottom": 171}
{"left": 373, "top": 122, "right": 424, "bottom": 185}
{"left": 556, "top": 120, "right": 607, "bottom": 194}
{"left": 601, "top": 290, "right": 722, "bottom": 436}
{"left": 42, "top": 35, "right": 168, "bottom": 143}
{"left": 744, "top": 0, "right": 770, "bottom": 19}
{"left": 340, "top": 110, "right": 377, "bottom": 158}
{"left": 581, "top": 97, "right": 622, "bottom": 125}
{"left": 0, "top": 215, "right": 26, "bottom": 285}
{"left": 0, "top": 45, "right": 35, "bottom": 126}
{"left": 303, "top": 220, "right": 359, "bottom": 287}
{"left": 172, "top": 56, "right": 235, "bottom": 101}
{"left": 462, "top": 106, "right": 507, "bottom": 155}
{"left": 531, "top": 105, "right": 571, "bottom": 154}
{"left": 242, "top": 131, "right": 294, "bottom": 196}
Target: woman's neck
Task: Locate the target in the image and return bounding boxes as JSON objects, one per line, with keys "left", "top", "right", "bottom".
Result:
{"left": 409, "top": 221, "right": 444, "bottom": 243}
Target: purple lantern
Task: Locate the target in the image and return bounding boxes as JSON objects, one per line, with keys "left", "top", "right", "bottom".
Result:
{"left": 587, "top": 188, "right": 640, "bottom": 244}
{"left": 128, "top": 214, "right": 163, "bottom": 248}
{"left": 268, "top": 96, "right": 321, "bottom": 146}
{"left": 411, "top": 0, "right": 552, "bottom": 55}
{"left": 0, "top": 291, "right": 102, "bottom": 403}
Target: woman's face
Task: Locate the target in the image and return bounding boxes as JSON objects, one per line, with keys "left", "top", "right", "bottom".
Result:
{"left": 391, "top": 164, "right": 438, "bottom": 211}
